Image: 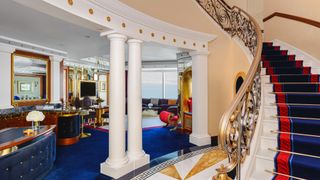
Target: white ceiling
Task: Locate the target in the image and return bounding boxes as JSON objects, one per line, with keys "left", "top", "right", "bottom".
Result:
{"left": 0, "top": 0, "right": 182, "bottom": 61}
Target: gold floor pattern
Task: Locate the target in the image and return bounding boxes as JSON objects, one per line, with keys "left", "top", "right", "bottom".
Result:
{"left": 159, "top": 149, "right": 227, "bottom": 179}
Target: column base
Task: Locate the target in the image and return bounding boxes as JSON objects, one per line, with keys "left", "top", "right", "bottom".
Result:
{"left": 100, "top": 160, "right": 134, "bottom": 179}
{"left": 130, "top": 154, "right": 150, "bottom": 169}
{"left": 189, "top": 134, "right": 211, "bottom": 146}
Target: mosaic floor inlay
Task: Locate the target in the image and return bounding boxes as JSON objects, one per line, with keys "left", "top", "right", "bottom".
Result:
{"left": 132, "top": 147, "right": 228, "bottom": 180}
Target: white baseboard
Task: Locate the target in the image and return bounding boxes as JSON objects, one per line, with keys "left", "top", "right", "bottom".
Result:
{"left": 189, "top": 134, "right": 211, "bottom": 146}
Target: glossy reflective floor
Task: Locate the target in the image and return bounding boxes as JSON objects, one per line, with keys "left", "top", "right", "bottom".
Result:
{"left": 131, "top": 147, "right": 227, "bottom": 180}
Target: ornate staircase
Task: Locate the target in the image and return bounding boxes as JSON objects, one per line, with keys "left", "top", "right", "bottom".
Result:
{"left": 250, "top": 42, "right": 320, "bottom": 179}
{"left": 196, "top": 0, "right": 320, "bottom": 179}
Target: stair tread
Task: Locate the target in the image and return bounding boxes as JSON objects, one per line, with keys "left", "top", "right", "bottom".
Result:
{"left": 257, "top": 148, "right": 277, "bottom": 159}
{"left": 253, "top": 43, "right": 320, "bottom": 179}
{"left": 250, "top": 169, "right": 274, "bottom": 180}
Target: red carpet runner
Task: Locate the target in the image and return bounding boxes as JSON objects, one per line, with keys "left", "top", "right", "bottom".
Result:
{"left": 262, "top": 42, "right": 320, "bottom": 179}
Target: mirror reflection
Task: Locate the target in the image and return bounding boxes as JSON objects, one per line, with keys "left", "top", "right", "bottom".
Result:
{"left": 12, "top": 53, "right": 49, "bottom": 103}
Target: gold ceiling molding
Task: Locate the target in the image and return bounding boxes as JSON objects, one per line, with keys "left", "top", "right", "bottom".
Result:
{"left": 23, "top": 0, "right": 214, "bottom": 51}
{"left": 88, "top": 8, "right": 94, "bottom": 15}
{"left": 68, "top": 0, "right": 73, "bottom": 6}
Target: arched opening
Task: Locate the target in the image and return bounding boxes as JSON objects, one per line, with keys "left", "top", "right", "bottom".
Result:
{"left": 235, "top": 72, "right": 246, "bottom": 94}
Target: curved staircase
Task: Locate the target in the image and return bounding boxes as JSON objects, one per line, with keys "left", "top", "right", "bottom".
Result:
{"left": 252, "top": 42, "right": 320, "bottom": 179}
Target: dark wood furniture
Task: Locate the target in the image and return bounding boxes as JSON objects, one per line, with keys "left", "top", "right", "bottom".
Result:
{"left": 0, "top": 125, "right": 55, "bottom": 152}
{"left": 91, "top": 106, "right": 109, "bottom": 126}
{"left": 183, "top": 112, "right": 192, "bottom": 133}
{"left": 0, "top": 112, "right": 58, "bottom": 131}
{"left": 57, "top": 113, "right": 80, "bottom": 146}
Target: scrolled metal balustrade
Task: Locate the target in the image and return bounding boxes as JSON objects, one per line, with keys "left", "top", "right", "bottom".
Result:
{"left": 195, "top": 0, "right": 263, "bottom": 179}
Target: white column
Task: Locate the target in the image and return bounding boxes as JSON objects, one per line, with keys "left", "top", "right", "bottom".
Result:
{"left": 101, "top": 33, "right": 133, "bottom": 179}
{"left": 49, "top": 56, "right": 63, "bottom": 104}
{"left": 0, "top": 44, "right": 15, "bottom": 109}
{"left": 189, "top": 51, "right": 211, "bottom": 146}
{"left": 127, "top": 39, "right": 150, "bottom": 168}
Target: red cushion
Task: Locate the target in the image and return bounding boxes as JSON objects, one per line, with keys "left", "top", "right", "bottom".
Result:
{"left": 171, "top": 115, "right": 179, "bottom": 122}
{"left": 159, "top": 111, "right": 172, "bottom": 123}
{"left": 187, "top": 98, "right": 192, "bottom": 112}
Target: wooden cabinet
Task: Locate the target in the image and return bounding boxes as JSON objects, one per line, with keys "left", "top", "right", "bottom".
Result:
{"left": 183, "top": 112, "right": 192, "bottom": 133}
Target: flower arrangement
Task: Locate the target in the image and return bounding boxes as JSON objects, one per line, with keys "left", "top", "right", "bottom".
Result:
{"left": 26, "top": 111, "right": 45, "bottom": 122}
{"left": 96, "top": 97, "right": 104, "bottom": 104}
{"left": 26, "top": 111, "right": 45, "bottom": 131}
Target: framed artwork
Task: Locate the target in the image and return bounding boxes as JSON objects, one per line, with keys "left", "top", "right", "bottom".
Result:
{"left": 99, "top": 81, "right": 106, "bottom": 92}
{"left": 18, "top": 81, "right": 33, "bottom": 93}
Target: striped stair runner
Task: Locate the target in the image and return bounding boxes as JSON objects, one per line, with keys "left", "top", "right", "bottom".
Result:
{"left": 262, "top": 42, "right": 320, "bottom": 179}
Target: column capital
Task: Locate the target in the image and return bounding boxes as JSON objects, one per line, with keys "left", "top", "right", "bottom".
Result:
{"left": 107, "top": 33, "right": 127, "bottom": 41}
{"left": 189, "top": 50, "right": 209, "bottom": 57}
{"left": 127, "top": 39, "right": 143, "bottom": 44}
{"left": 49, "top": 56, "right": 64, "bottom": 62}
{"left": 0, "top": 43, "right": 15, "bottom": 54}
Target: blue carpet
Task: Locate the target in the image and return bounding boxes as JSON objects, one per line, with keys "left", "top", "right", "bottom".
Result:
{"left": 44, "top": 127, "right": 194, "bottom": 180}
{"left": 264, "top": 42, "right": 320, "bottom": 179}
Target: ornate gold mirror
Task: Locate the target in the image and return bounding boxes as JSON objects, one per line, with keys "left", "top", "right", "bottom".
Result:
{"left": 12, "top": 51, "right": 50, "bottom": 107}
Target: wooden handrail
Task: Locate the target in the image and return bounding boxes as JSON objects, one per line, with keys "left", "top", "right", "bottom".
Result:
{"left": 263, "top": 12, "right": 320, "bottom": 29}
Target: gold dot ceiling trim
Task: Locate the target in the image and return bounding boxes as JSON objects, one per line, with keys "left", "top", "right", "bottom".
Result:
{"left": 68, "top": 0, "right": 73, "bottom": 6}
{"left": 67, "top": 2, "right": 204, "bottom": 49}
{"left": 89, "top": 8, "right": 94, "bottom": 15}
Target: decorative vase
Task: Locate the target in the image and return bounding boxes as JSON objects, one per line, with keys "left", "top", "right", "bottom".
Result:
{"left": 32, "top": 121, "right": 40, "bottom": 131}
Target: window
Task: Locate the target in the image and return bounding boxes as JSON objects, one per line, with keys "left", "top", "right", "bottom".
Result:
{"left": 164, "top": 71, "right": 178, "bottom": 99}
{"left": 142, "top": 71, "right": 163, "bottom": 98}
{"left": 142, "top": 70, "right": 178, "bottom": 99}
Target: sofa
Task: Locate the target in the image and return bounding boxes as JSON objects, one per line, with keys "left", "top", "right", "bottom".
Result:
{"left": 0, "top": 132, "right": 56, "bottom": 180}
{"left": 142, "top": 98, "right": 178, "bottom": 114}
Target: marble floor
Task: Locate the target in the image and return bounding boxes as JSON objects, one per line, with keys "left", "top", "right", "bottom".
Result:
{"left": 131, "top": 147, "right": 228, "bottom": 180}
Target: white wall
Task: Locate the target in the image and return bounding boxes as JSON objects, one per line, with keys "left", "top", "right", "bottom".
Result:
{"left": 98, "top": 74, "right": 107, "bottom": 106}
{"left": 0, "top": 44, "right": 15, "bottom": 109}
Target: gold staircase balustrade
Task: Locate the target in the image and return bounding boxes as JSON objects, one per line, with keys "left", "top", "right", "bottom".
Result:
{"left": 195, "top": 0, "right": 263, "bottom": 179}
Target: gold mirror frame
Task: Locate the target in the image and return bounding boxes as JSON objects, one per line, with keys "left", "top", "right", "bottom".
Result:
{"left": 11, "top": 50, "right": 51, "bottom": 107}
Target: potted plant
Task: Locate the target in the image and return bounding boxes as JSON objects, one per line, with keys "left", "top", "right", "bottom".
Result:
{"left": 96, "top": 97, "right": 104, "bottom": 107}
